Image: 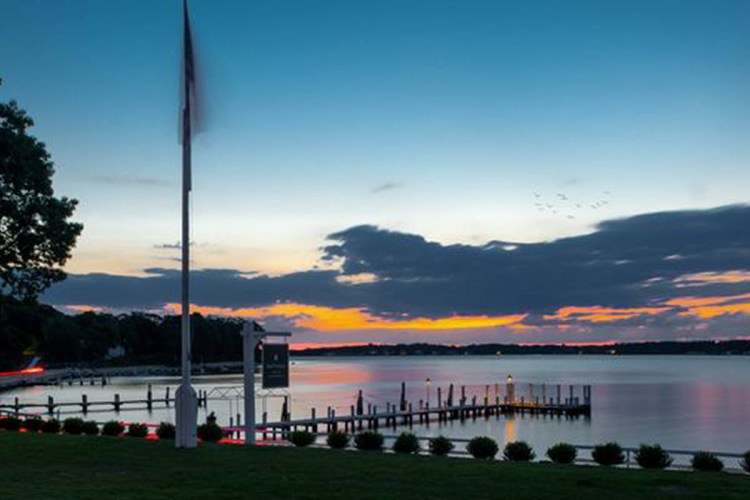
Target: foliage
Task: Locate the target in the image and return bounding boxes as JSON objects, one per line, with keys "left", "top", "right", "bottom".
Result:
{"left": 197, "top": 422, "right": 224, "bottom": 442}
{"left": 503, "top": 441, "right": 535, "bottom": 462}
{"left": 467, "top": 436, "right": 499, "bottom": 460}
{"left": 326, "top": 431, "right": 349, "bottom": 449}
{"left": 41, "top": 418, "right": 60, "bottom": 434}
{"left": 0, "top": 296, "right": 246, "bottom": 369}
{"left": 592, "top": 442, "right": 625, "bottom": 466}
{"left": 392, "top": 432, "right": 420, "bottom": 454}
{"left": 354, "top": 431, "right": 384, "bottom": 451}
{"left": 156, "top": 422, "right": 176, "bottom": 440}
{"left": 101, "top": 420, "right": 124, "bottom": 437}
{"left": 741, "top": 451, "right": 750, "bottom": 473}
{"left": 127, "top": 423, "right": 149, "bottom": 438}
{"left": 546, "top": 443, "right": 577, "bottom": 464}
{"left": 288, "top": 430, "right": 316, "bottom": 447}
{"left": 635, "top": 444, "right": 673, "bottom": 470}
{"left": 0, "top": 91, "right": 82, "bottom": 300}
{"left": 428, "top": 436, "right": 455, "bottom": 456}
{"left": 82, "top": 421, "right": 99, "bottom": 436}
{"left": 0, "top": 416, "right": 21, "bottom": 431}
{"left": 62, "top": 417, "right": 85, "bottom": 435}
{"left": 691, "top": 451, "right": 724, "bottom": 472}
{"left": 22, "top": 416, "right": 44, "bottom": 433}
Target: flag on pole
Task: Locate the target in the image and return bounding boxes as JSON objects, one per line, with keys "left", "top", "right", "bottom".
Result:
{"left": 180, "top": 0, "right": 200, "bottom": 189}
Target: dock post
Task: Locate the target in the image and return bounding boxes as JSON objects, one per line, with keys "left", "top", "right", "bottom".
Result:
{"left": 569, "top": 385, "right": 574, "bottom": 406}
{"left": 147, "top": 384, "right": 153, "bottom": 411}
{"left": 556, "top": 385, "right": 561, "bottom": 405}
{"left": 542, "top": 385, "right": 547, "bottom": 408}
{"left": 262, "top": 412, "right": 268, "bottom": 440}
{"left": 437, "top": 387, "right": 442, "bottom": 409}
{"left": 460, "top": 385, "right": 466, "bottom": 406}
{"left": 114, "top": 393, "right": 121, "bottom": 412}
{"left": 165, "top": 387, "right": 171, "bottom": 406}
{"left": 47, "top": 396, "right": 54, "bottom": 415}
{"left": 82, "top": 394, "right": 88, "bottom": 414}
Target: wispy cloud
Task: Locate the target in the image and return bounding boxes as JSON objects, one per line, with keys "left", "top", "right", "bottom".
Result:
{"left": 88, "top": 175, "right": 171, "bottom": 186}
{"left": 371, "top": 181, "right": 402, "bottom": 194}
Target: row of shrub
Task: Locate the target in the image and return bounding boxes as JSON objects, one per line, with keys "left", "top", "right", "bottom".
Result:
{"left": 0, "top": 416, "right": 234, "bottom": 444}
{"left": 286, "top": 430, "right": 750, "bottom": 473}
{"left": 0, "top": 416, "right": 174, "bottom": 439}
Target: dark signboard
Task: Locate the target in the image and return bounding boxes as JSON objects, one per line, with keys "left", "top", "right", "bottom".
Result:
{"left": 262, "top": 344, "right": 289, "bottom": 389}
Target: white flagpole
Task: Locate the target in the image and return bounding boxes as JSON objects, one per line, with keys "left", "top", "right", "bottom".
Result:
{"left": 175, "top": 0, "right": 198, "bottom": 448}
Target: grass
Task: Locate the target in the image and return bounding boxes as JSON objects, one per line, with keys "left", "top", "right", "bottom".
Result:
{"left": 1, "top": 432, "right": 748, "bottom": 499}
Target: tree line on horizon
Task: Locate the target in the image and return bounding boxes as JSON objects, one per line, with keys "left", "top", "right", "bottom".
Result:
{"left": 0, "top": 296, "right": 245, "bottom": 370}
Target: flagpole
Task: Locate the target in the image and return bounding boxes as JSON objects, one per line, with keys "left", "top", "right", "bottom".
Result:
{"left": 175, "top": 0, "right": 198, "bottom": 448}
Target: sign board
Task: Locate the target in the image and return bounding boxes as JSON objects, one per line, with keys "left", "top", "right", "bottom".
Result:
{"left": 262, "top": 343, "right": 289, "bottom": 389}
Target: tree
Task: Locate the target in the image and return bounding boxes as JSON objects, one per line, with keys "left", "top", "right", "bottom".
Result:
{"left": 0, "top": 81, "right": 82, "bottom": 299}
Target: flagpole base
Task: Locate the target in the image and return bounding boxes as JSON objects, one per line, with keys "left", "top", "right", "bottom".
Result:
{"left": 175, "top": 383, "right": 198, "bottom": 448}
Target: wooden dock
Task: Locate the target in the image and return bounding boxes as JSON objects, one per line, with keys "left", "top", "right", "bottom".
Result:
{"left": 1, "top": 380, "right": 591, "bottom": 438}
{"left": 240, "top": 381, "right": 592, "bottom": 440}
{"left": 0, "top": 385, "right": 210, "bottom": 416}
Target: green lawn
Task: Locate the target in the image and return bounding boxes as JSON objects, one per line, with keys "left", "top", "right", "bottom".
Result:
{"left": 1, "top": 432, "right": 748, "bottom": 499}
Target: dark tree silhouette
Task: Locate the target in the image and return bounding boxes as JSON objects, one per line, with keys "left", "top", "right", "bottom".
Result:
{"left": 0, "top": 81, "right": 82, "bottom": 299}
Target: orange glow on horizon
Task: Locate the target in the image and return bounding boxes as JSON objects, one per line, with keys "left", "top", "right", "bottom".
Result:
{"left": 545, "top": 305, "right": 669, "bottom": 323}
{"left": 164, "top": 302, "right": 527, "bottom": 332}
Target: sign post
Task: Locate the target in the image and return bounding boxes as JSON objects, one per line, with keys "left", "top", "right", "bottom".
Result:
{"left": 241, "top": 321, "right": 291, "bottom": 445}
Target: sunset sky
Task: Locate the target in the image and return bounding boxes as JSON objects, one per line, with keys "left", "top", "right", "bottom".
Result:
{"left": 2, "top": 0, "right": 750, "bottom": 345}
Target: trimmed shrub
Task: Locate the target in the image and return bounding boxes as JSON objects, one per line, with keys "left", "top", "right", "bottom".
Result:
{"left": 503, "top": 441, "right": 535, "bottom": 462}
{"left": 635, "top": 444, "right": 673, "bottom": 469}
{"left": 82, "top": 421, "right": 99, "bottom": 436}
{"left": 156, "top": 422, "right": 176, "bottom": 440}
{"left": 546, "top": 443, "right": 577, "bottom": 464}
{"left": 197, "top": 422, "right": 224, "bottom": 442}
{"left": 691, "top": 451, "right": 724, "bottom": 472}
{"left": 428, "top": 436, "right": 455, "bottom": 457}
{"left": 128, "top": 423, "right": 149, "bottom": 438}
{"left": 102, "top": 420, "right": 125, "bottom": 437}
{"left": 22, "top": 417, "right": 44, "bottom": 433}
{"left": 592, "top": 442, "right": 625, "bottom": 466}
{"left": 41, "top": 419, "right": 61, "bottom": 434}
{"left": 740, "top": 451, "right": 750, "bottom": 473}
{"left": 467, "top": 436, "right": 499, "bottom": 460}
{"left": 0, "top": 416, "right": 22, "bottom": 431}
{"left": 392, "top": 432, "right": 420, "bottom": 454}
{"left": 62, "top": 417, "right": 85, "bottom": 435}
{"left": 354, "top": 431, "right": 384, "bottom": 451}
{"left": 326, "top": 430, "right": 349, "bottom": 449}
{"left": 289, "top": 430, "right": 316, "bottom": 447}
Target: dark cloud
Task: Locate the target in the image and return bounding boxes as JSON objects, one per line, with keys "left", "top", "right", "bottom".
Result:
{"left": 371, "top": 182, "right": 402, "bottom": 194}
{"left": 45, "top": 205, "right": 750, "bottom": 326}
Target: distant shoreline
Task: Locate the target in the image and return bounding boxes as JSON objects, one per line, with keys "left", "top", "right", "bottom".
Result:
{"left": 291, "top": 340, "right": 750, "bottom": 357}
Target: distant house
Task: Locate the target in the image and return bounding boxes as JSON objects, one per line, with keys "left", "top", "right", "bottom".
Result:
{"left": 106, "top": 345, "right": 126, "bottom": 360}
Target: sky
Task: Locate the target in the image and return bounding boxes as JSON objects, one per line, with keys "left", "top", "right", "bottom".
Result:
{"left": 2, "top": 0, "right": 750, "bottom": 346}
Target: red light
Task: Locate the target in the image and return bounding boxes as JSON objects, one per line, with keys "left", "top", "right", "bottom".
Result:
{"left": 0, "top": 366, "right": 44, "bottom": 377}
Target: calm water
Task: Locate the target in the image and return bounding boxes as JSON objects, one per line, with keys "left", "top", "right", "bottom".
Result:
{"left": 3, "top": 356, "right": 749, "bottom": 454}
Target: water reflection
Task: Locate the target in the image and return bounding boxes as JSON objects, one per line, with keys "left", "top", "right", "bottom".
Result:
{"left": 2, "top": 355, "right": 749, "bottom": 453}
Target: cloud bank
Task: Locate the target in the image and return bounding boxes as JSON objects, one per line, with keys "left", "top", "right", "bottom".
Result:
{"left": 45, "top": 205, "right": 750, "bottom": 344}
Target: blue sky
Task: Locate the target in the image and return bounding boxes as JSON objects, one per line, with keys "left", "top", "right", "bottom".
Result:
{"left": 3, "top": 1, "right": 750, "bottom": 343}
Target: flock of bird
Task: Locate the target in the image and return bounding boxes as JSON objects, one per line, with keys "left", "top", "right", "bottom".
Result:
{"left": 532, "top": 190, "right": 612, "bottom": 219}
